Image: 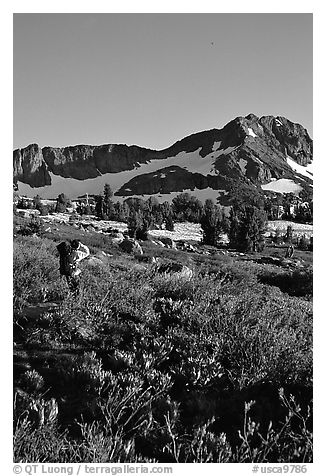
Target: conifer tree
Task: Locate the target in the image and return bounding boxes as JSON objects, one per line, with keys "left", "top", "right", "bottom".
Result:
{"left": 103, "top": 183, "right": 114, "bottom": 219}
{"left": 285, "top": 225, "right": 293, "bottom": 244}
{"left": 95, "top": 195, "right": 104, "bottom": 219}
{"left": 172, "top": 193, "right": 203, "bottom": 222}
{"left": 128, "top": 209, "right": 143, "bottom": 238}
{"left": 200, "top": 199, "right": 224, "bottom": 246}
{"left": 33, "top": 195, "right": 48, "bottom": 215}
{"left": 55, "top": 193, "right": 68, "bottom": 213}
{"left": 165, "top": 213, "right": 174, "bottom": 231}
{"left": 159, "top": 201, "right": 174, "bottom": 231}
{"left": 113, "top": 201, "right": 127, "bottom": 222}
{"left": 229, "top": 205, "right": 267, "bottom": 252}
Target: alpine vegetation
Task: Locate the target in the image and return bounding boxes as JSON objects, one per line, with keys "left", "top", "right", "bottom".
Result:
{"left": 13, "top": 115, "right": 313, "bottom": 464}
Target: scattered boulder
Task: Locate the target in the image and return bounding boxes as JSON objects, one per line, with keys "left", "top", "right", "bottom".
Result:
{"left": 87, "top": 257, "right": 104, "bottom": 266}
{"left": 111, "top": 232, "right": 124, "bottom": 244}
{"left": 157, "top": 236, "right": 177, "bottom": 249}
{"left": 17, "top": 209, "right": 40, "bottom": 218}
{"left": 281, "top": 258, "right": 293, "bottom": 266}
{"left": 154, "top": 260, "right": 193, "bottom": 280}
{"left": 178, "top": 241, "right": 197, "bottom": 252}
{"left": 87, "top": 251, "right": 113, "bottom": 266}
{"left": 153, "top": 240, "right": 165, "bottom": 247}
{"left": 136, "top": 255, "right": 157, "bottom": 264}
{"left": 259, "top": 256, "right": 283, "bottom": 266}
{"left": 132, "top": 263, "right": 147, "bottom": 273}
{"left": 119, "top": 238, "right": 143, "bottom": 255}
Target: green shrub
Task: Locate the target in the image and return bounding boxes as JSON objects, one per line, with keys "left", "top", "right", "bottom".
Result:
{"left": 259, "top": 267, "right": 313, "bottom": 298}
{"left": 13, "top": 226, "right": 313, "bottom": 463}
{"left": 14, "top": 390, "right": 312, "bottom": 463}
{"left": 18, "top": 370, "right": 44, "bottom": 395}
{"left": 13, "top": 236, "right": 66, "bottom": 312}
{"left": 16, "top": 217, "right": 44, "bottom": 237}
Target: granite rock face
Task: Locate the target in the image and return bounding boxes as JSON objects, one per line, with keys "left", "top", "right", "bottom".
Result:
{"left": 13, "top": 144, "right": 51, "bottom": 188}
{"left": 13, "top": 114, "right": 313, "bottom": 200}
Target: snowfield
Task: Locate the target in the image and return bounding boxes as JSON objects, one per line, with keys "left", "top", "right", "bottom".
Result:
{"left": 37, "top": 212, "right": 312, "bottom": 243}
{"left": 148, "top": 222, "right": 203, "bottom": 242}
{"left": 261, "top": 178, "right": 303, "bottom": 194}
{"left": 40, "top": 213, "right": 204, "bottom": 241}
{"left": 41, "top": 213, "right": 128, "bottom": 233}
{"left": 286, "top": 157, "right": 313, "bottom": 179}
{"left": 17, "top": 144, "right": 237, "bottom": 200}
{"left": 248, "top": 128, "right": 257, "bottom": 138}
{"left": 238, "top": 158, "right": 247, "bottom": 174}
{"left": 266, "top": 220, "right": 313, "bottom": 238}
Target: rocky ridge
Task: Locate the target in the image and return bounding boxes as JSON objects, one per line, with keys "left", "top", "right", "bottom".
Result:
{"left": 13, "top": 114, "right": 313, "bottom": 202}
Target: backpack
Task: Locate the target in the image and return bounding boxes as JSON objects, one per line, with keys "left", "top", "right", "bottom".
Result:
{"left": 57, "top": 242, "right": 78, "bottom": 277}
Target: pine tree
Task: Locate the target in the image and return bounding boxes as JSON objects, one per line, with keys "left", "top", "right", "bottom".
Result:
{"left": 165, "top": 213, "right": 174, "bottom": 231}
{"left": 84, "top": 204, "right": 92, "bottom": 215}
{"left": 159, "top": 201, "right": 174, "bottom": 231}
{"left": 128, "top": 209, "right": 143, "bottom": 238}
{"left": 298, "top": 234, "right": 309, "bottom": 251}
{"left": 95, "top": 195, "right": 104, "bottom": 219}
{"left": 243, "top": 206, "right": 266, "bottom": 252}
{"left": 285, "top": 225, "right": 293, "bottom": 244}
{"left": 172, "top": 193, "right": 203, "bottom": 222}
{"left": 229, "top": 205, "right": 267, "bottom": 252}
{"left": 146, "top": 197, "right": 163, "bottom": 227}
{"left": 200, "top": 199, "right": 224, "bottom": 246}
{"left": 33, "top": 195, "right": 48, "bottom": 215}
{"left": 33, "top": 195, "right": 42, "bottom": 210}
{"left": 122, "top": 202, "right": 130, "bottom": 221}
{"left": 55, "top": 193, "right": 68, "bottom": 213}
{"left": 273, "top": 227, "right": 282, "bottom": 245}
{"left": 113, "top": 201, "right": 126, "bottom": 222}
{"left": 228, "top": 206, "right": 242, "bottom": 249}
{"left": 103, "top": 183, "right": 114, "bottom": 219}
{"left": 138, "top": 206, "right": 154, "bottom": 240}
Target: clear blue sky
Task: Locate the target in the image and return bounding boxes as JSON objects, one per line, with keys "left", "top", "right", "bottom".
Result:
{"left": 13, "top": 13, "right": 312, "bottom": 150}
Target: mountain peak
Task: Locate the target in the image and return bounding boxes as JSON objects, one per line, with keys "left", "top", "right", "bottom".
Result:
{"left": 13, "top": 114, "right": 313, "bottom": 202}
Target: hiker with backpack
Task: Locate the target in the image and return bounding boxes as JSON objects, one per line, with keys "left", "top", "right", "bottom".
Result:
{"left": 285, "top": 244, "right": 294, "bottom": 259}
{"left": 57, "top": 239, "right": 90, "bottom": 295}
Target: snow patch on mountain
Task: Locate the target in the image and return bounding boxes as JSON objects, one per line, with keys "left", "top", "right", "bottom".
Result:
{"left": 286, "top": 157, "right": 313, "bottom": 179}
{"left": 306, "top": 161, "right": 313, "bottom": 175}
{"left": 212, "top": 141, "right": 222, "bottom": 151}
{"left": 17, "top": 146, "right": 237, "bottom": 199}
{"left": 160, "top": 147, "right": 228, "bottom": 176}
{"left": 18, "top": 171, "right": 144, "bottom": 200}
{"left": 149, "top": 222, "right": 203, "bottom": 242}
{"left": 238, "top": 159, "right": 247, "bottom": 174}
{"left": 248, "top": 128, "right": 257, "bottom": 138}
{"left": 261, "top": 178, "right": 302, "bottom": 194}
